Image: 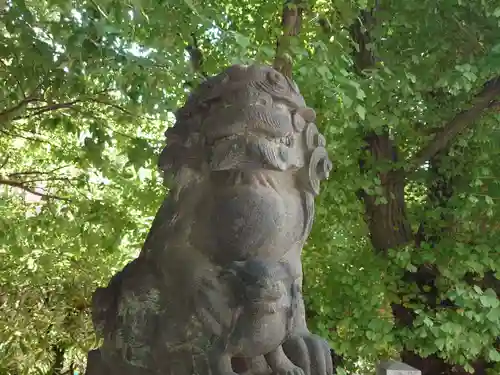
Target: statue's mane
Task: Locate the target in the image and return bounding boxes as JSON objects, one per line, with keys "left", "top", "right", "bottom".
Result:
{"left": 157, "top": 64, "right": 320, "bottom": 201}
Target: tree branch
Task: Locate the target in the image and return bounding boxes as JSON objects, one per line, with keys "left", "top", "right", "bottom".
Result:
{"left": 0, "top": 97, "right": 40, "bottom": 126}
{"left": 409, "top": 76, "right": 500, "bottom": 171}
{"left": 273, "top": 0, "right": 304, "bottom": 78}
{"left": 349, "top": 9, "right": 377, "bottom": 73}
{"left": 6, "top": 88, "right": 110, "bottom": 122}
{"left": 0, "top": 127, "right": 59, "bottom": 147}
{"left": 89, "top": 98, "right": 135, "bottom": 117}
{"left": 21, "top": 100, "right": 80, "bottom": 118}
{"left": 0, "top": 155, "right": 10, "bottom": 170}
{"left": 7, "top": 165, "right": 72, "bottom": 177}
{"left": 186, "top": 32, "right": 207, "bottom": 77}
{"left": 0, "top": 178, "right": 71, "bottom": 201}
{"left": 21, "top": 177, "right": 79, "bottom": 184}
{"left": 487, "top": 100, "right": 500, "bottom": 111}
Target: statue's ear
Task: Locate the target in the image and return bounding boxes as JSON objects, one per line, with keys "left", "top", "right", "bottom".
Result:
{"left": 297, "top": 107, "right": 316, "bottom": 123}
{"left": 158, "top": 142, "right": 181, "bottom": 172}
{"left": 158, "top": 132, "right": 204, "bottom": 173}
{"left": 292, "top": 107, "right": 316, "bottom": 132}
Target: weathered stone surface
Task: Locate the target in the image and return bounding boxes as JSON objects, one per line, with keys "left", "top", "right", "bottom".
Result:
{"left": 85, "top": 64, "right": 333, "bottom": 375}
{"left": 376, "top": 361, "right": 422, "bottom": 375}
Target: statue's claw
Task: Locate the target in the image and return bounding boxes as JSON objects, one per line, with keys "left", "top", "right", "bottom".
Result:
{"left": 275, "top": 364, "right": 305, "bottom": 375}
{"left": 282, "top": 332, "right": 333, "bottom": 375}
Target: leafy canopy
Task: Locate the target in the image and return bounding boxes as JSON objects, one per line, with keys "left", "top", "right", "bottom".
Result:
{"left": 1, "top": 0, "right": 499, "bottom": 374}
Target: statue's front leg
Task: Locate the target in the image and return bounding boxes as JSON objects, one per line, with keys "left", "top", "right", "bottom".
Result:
{"left": 208, "top": 342, "right": 238, "bottom": 375}
{"left": 207, "top": 306, "right": 243, "bottom": 375}
{"left": 282, "top": 284, "right": 333, "bottom": 375}
{"left": 265, "top": 345, "right": 304, "bottom": 375}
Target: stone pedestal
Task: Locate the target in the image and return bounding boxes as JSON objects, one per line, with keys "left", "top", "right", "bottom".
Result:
{"left": 377, "top": 361, "right": 421, "bottom": 375}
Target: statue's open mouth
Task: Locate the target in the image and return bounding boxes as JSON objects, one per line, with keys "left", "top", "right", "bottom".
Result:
{"left": 207, "top": 132, "right": 302, "bottom": 172}
{"left": 207, "top": 130, "right": 332, "bottom": 196}
{"left": 207, "top": 131, "right": 294, "bottom": 148}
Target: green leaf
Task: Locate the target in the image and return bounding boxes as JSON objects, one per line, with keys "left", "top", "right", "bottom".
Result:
{"left": 485, "top": 195, "right": 494, "bottom": 205}
{"left": 486, "top": 308, "right": 500, "bottom": 322}
{"left": 3, "top": 0, "right": 500, "bottom": 373}
{"left": 488, "top": 348, "right": 500, "bottom": 362}
{"left": 234, "top": 32, "right": 250, "bottom": 49}
{"left": 317, "top": 65, "right": 330, "bottom": 79}
{"left": 355, "top": 104, "right": 366, "bottom": 120}
{"left": 435, "top": 338, "right": 446, "bottom": 351}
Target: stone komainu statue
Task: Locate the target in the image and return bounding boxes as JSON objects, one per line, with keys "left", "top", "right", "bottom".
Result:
{"left": 85, "top": 64, "right": 333, "bottom": 375}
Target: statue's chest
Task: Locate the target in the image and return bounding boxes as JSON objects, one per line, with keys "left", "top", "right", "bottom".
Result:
{"left": 231, "top": 312, "right": 289, "bottom": 357}
{"left": 205, "top": 183, "right": 305, "bottom": 264}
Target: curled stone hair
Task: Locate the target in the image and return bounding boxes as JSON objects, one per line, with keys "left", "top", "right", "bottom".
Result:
{"left": 158, "top": 64, "right": 331, "bottom": 197}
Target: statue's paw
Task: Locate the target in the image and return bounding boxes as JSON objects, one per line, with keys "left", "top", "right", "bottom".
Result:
{"left": 282, "top": 332, "right": 333, "bottom": 375}
{"left": 276, "top": 364, "right": 305, "bottom": 375}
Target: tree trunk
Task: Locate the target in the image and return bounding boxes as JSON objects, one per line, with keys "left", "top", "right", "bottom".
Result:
{"left": 350, "top": 8, "right": 495, "bottom": 375}
{"left": 358, "top": 132, "right": 412, "bottom": 252}
{"left": 49, "top": 344, "right": 65, "bottom": 375}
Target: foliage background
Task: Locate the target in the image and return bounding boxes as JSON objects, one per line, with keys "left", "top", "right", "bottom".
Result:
{"left": 0, "top": 0, "right": 499, "bottom": 374}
